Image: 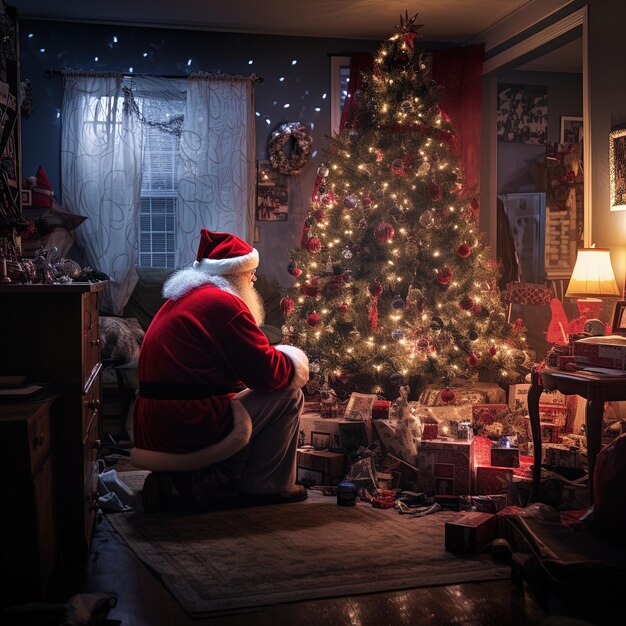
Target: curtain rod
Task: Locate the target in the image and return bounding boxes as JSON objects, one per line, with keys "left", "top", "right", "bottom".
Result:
{"left": 45, "top": 69, "right": 264, "bottom": 82}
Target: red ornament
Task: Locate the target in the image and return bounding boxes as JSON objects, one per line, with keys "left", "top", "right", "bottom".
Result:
{"left": 457, "top": 244, "right": 472, "bottom": 259}
{"left": 291, "top": 267, "right": 302, "bottom": 278}
{"left": 300, "top": 281, "right": 319, "bottom": 297}
{"left": 459, "top": 296, "right": 474, "bottom": 311}
{"left": 351, "top": 243, "right": 362, "bottom": 253}
{"left": 469, "top": 197, "right": 480, "bottom": 220}
{"left": 306, "top": 312, "right": 321, "bottom": 327}
{"left": 391, "top": 159, "right": 406, "bottom": 176}
{"left": 374, "top": 221, "right": 395, "bottom": 243}
{"left": 280, "top": 296, "right": 295, "bottom": 317}
{"left": 428, "top": 181, "right": 441, "bottom": 201}
{"left": 488, "top": 346, "right": 497, "bottom": 356}
{"left": 436, "top": 267, "right": 453, "bottom": 285}
{"left": 313, "top": 208, "right": 327, "bottom": 221}
{"left": 440, "top": 388, "right": 456, "bottom": 403}
{"left": 336, "top": 302, "right": 349, "bottom": 314}
{"left": 368, "top": 280, "right": 383, "bottom": 297}
{"left": 306, "top": 237, "right": 322, "bottom": 253}
{"left": 466, "top": 353, "right": 479, "bottom": 367}
{"left": 362, "top": 196, "right": 372, "bottom": 207}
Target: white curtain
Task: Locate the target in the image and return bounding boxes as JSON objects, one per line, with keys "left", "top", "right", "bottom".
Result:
{"left": 176, "top": 74, "right": 256, "bottom": 266}
{"left": 61, "top": 74, "right": 142, "bottom": 315}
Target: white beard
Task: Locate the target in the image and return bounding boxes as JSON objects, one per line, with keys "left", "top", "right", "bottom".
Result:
{"left": 163, "top": 269, "right": 265, "bottom": 326}
{"left": 219, "top": 274, "right": 266, "bottom": 327}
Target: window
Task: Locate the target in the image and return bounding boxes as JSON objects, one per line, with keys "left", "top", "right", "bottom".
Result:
{"left": 137, "top": 96, "right": 185, "bottom": 268}
{"left": 330, "top": 56, "right": 350, "bottom": 135}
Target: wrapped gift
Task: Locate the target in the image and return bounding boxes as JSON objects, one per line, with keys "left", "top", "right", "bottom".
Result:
{"left": 372, "top": 400, "right": 391, "bottom": 420}
{"left": 417, "top": 438, "right": 474, "bottom": 496}
{"left": 373, "top": 416, "right": 422, "bottom": 465}
{"left": 473, "top": 436, "right": 493, "bottom": 467}
{"left": 491, "top": 446, "right": 520, "bottom": 468}
{"left": 419, "top": 381, "right": 506, "bottom": 406}
{"left": 296, "top": 449, "right": 345, "bottom": 486}
{"left": 421, "top": 419, "right": 439, "bottom": 441}
{"left": 299, "top": 414, "right": 373, "bottom": 450}
{"left": 471, "top": 404, "right": 509, "bottom": 433}
{"left": 540, "top": 422, "right": 561, "bottom": 443}
{"left": 542, "top": 443, "right": 587, "bottom": 469}
{"left": 445, "top": 511, "right": 499, "bottom": 554}
{"left": 539, "top": 404, "right": 568, "bottom": 427}
{"left": 507, "top": 383, "right": 567, "bottom": 415}
{"left": 466, "top": 494, "right": 508, "bottom": 514}
{"left": 474, "top": 465, "right": 513, "bottom": 495}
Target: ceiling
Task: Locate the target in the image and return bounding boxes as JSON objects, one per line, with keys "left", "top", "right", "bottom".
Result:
{"left": 13, "top": 0, "right": 531, "bottom": 42}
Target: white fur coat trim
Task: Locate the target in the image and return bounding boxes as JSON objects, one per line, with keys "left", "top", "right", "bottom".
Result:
{"left": 193, "top": 248, "right": 258, "bottom": 276}
{"left": 129, "top": 394, "right": 253, "bottom": 472}
{"left": 275, "top": 344, "right": 310, "bottom": 389}
{"left": 163, "top": 268, "right": 222, "bottom": 301}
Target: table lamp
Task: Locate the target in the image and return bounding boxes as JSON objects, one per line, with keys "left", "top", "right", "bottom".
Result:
{"left": 565, "top": 247, "right": 621, "bottom": 319}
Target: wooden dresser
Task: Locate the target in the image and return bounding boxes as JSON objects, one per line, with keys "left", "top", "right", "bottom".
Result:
{"left": 0, "top": 281, "right": 106, "bottom": 565}
{"left": 0, "top": 400, "right": 56, "bottom": 606}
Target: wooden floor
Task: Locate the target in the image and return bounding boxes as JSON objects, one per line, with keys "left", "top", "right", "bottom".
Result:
{"left": 38, "top": 455, "right": 610, "bottom": 626}
{"left": 32, "top": 441, "right": 608, "bottom": 626}
{"left": 39, "top": 513, "right": 554, "bottom": 626}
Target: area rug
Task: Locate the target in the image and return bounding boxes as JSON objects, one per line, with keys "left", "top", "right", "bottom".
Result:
{"left": 106, "top": 471, "right": 510, "bottom": 618}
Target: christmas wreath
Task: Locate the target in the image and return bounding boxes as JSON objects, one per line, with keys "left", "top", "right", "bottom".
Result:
{"left": 268, "top": 122, "right": 313, "bottom": 175}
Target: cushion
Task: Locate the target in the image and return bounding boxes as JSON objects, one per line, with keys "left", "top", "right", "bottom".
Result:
{"left": 23, "top": 198, "right": 87, "bottom": 232}
{"left": 99, "top": 316, "right": 145, "bottom": 365}
{"left": 123, "top": 267, "right": 173, "bottom": 332}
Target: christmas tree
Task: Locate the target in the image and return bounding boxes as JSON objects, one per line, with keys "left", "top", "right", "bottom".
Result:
{"left": 282, "top": 12, "right": 526, "bottom": 401}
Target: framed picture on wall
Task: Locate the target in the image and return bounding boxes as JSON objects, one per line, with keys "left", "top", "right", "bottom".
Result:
{"left": 559, "top": 116, "right": 583, "bottom": 144}
{"left": 496, "top": 83, "right": 547, "bottom": 144}
{"left": 256, "top": 160, "right": 288, "bottom": 221}
{"left": 609, "top": 127, "right": 626, "bottom": 211}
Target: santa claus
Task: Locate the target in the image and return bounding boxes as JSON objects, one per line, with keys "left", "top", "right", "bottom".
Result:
{"left": 131, "top": 229, "right": 309, "bottom": 511}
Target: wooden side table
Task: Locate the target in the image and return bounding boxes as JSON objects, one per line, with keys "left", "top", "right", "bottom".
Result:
{"left": 528, "top": 367, "right": 626, "bottom": 503}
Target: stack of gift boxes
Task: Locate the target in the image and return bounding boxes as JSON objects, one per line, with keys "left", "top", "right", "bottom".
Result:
{"left": 296, "top": 380, "right": 589, "bottom": 501}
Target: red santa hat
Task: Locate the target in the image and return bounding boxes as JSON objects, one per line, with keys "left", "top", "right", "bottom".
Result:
{"left": 28, "top": 165, "right": 55, "bottom": 209}
{"left": 192, "top": 228, "right": 259, "bottom": 275}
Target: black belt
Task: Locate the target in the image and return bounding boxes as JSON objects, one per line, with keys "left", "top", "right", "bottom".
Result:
{"left": 139, "top": 381, "right": 244, "bottom": 400}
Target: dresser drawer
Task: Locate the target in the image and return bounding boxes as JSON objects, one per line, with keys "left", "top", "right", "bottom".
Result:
{"left": 83, "top": 324, "right": 101, "bottom": 388}
{"left": 27, "top": 404, "right": 51, "bottom": 475}
{"left": 84, "top": 291, "right": 100, "bottom": 332}
{"left": 82, "top": 376, "right": 101, "bottom": 437}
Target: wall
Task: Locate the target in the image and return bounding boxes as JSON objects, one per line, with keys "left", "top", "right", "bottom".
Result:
{"left": 18, "top": 19, "right": 377, "bottom": 288}
{"left": 587, "top": 0, "right": 626, "bottom": 296}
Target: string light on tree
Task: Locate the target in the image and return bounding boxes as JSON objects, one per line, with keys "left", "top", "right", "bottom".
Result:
{"left": 283, "top": 11, "right": 526, "bottom": 398}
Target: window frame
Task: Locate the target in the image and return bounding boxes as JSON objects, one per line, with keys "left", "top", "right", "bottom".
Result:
{"left": 330, "top": 55, "right": 350, "bottom": 135}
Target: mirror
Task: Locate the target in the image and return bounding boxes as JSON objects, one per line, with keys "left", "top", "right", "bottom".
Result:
{"left": 481, "top": 6, "right": 590, "bottom": 290}
{"left": 497, "top": 35, "right": 583, "bottom": 285}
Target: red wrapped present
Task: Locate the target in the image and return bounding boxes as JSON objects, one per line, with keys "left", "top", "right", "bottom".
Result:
{"left": 422, "top": 422, "right": 439, "bottom": 440}
{"left": 473, "top": 436, "right": 493, "bottom": 467}
{"left": 475, "top": 465, "right": 513, "bottom": 495}
{"left": 372, "top": 400, "right": 391, "bottom": 420}
{"left": 491, "top": 446, "right": 520, "bottom": 468}
{"left": 445, "top": 511, "right": 499, "bottom": 554}
{"left": 418, "top": 438, "right": 474, "bottom": 496}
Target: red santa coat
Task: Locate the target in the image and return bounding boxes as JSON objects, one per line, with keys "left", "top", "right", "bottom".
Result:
{"left": 131, "top": 278, "right": 308, "bottom": 472}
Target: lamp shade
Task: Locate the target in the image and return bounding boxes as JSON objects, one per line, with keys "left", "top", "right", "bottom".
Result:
{"left": 565, "top": 248, "right": 621, "bottom": 299}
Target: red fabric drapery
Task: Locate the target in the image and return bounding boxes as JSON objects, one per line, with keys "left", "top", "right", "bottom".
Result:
{"left": 339, "top": 53, "right": 374, "bottom": 131}
{"left": 432, "top": 43, "right": 485, "bottom": 196}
